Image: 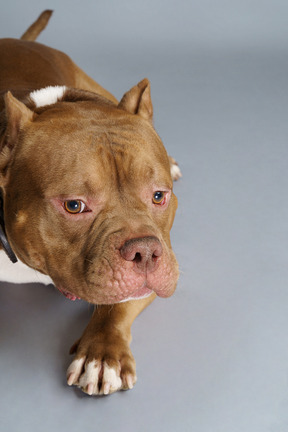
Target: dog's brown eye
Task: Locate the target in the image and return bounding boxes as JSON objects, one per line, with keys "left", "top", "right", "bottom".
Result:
{"left": 152, "top": 191, "right": 165, "bottom": 205}
{"left": 64, "top": 200, "right": 86, "bottom": 214}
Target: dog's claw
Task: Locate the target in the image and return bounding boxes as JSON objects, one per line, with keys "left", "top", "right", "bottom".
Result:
{"left": 103, "top": 383, "right": 111, "bottom": 395}
{"left": 126, "top": 374, "right": 134, "bottom": 390}
{"left": 67, "top": 372, "right": 75, "bottom": 386}
{"left": 87, "top": 383, "right": 94, "bottom": 396}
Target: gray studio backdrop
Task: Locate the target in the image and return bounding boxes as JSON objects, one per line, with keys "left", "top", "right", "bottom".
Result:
{"left": 1, "top": 1, "right": 288, "bottom": 432}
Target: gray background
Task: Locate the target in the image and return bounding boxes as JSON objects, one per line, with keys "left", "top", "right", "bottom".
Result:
{"left": 1, "top": 0, "right": 288, "bottom": 431}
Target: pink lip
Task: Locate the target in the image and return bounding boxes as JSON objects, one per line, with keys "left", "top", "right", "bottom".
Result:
{"left": 56, "top": 286, "right": 81, "bottom": 301}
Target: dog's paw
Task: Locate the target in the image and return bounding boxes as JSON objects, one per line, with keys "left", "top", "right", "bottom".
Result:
{"left": 66, "top": 334, "right": 136, "bottom": 395}
{"left": 169, "top": 156, "right": 182, "bottom": 181}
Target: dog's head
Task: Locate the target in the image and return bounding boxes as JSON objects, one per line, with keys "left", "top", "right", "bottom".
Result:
{"left": 0, "top": 80, "right": 178, "bottom": 304}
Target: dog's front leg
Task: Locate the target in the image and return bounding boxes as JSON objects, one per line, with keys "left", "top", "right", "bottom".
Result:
{"left": 67, "top": 294, "right": 156, "bottom": 395}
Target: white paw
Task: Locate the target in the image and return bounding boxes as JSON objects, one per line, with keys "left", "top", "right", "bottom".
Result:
{"left": 67, "top": 357, "right": 135, "bottom": 395}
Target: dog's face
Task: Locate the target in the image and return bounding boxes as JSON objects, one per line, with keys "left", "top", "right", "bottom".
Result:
{"left": 0, "top": 82, "right": 178, "bottom": 304}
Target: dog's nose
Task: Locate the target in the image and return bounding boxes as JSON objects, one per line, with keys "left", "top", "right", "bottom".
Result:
{"left": 120, "top": 236, "right": 162, "bottom": 274}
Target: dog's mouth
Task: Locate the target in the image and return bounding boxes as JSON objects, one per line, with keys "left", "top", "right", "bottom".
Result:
{"left": 56, "top": 283, "right": 152, "bottom": 303}
{"left": 55, "top": 280, "right": 153, "bottom": 304}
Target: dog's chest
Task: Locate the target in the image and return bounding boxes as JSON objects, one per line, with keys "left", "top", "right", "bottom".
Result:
{"left": 0, "top": 250, "right": 53, "bottom": 285}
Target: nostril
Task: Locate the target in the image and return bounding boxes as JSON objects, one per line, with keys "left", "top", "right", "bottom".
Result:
{"left": 133, "top": 252, "right": 142, "bottom": 263}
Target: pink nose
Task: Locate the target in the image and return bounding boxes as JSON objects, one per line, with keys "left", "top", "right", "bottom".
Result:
{"left": 120, "top": 236, "right": 163, "bottom": 274}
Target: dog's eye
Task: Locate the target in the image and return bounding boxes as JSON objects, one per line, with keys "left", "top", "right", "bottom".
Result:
{"left": 152, "top": 191, "right": 166, "bottom": 205}
{"left": 64, "top": 200, "right": 86, "bottom": 214}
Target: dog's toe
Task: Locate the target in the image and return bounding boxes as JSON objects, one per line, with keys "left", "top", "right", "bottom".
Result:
{"left": 78, "top": 359, "right": 102, "bottom": 395}
{"left": 100, "top": 362, "right": 123, "bottom": 395}
{"left": 67, "top": 357, "right": 86, "bottom": 386}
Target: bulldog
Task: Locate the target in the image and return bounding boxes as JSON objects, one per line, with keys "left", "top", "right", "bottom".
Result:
{"left": 0, "top": 10, "right": 181, "bottom": 395}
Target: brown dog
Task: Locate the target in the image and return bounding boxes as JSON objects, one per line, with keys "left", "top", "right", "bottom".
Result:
{"left": 0, "top": 11, "right": 181, "bottom": 395}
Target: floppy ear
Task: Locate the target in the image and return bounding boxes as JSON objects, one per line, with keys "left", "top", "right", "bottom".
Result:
{"left": 118, "top": 78, "right": 153, "bottom": 123}
{"left": 0, "top": 92, "right": 34, "bottom": 182}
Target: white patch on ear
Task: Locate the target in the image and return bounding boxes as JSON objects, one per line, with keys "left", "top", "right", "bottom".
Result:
{"left": 29, "top": 86, "right": 67, "bottom": 108}
{"left": 0, "top": 249, "right": 53, "bottom": 285}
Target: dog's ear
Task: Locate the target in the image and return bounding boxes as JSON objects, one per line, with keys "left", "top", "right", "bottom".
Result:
{"left": 118, "top": 78, "right": 153, "bottom": 123}
{"left": 0, "top": 92, "right": 34, "bottom": 183}
{"left": 4, "top": 92, "right": 34, "bottom": 144}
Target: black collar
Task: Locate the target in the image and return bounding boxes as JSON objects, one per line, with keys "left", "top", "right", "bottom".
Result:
{"left": 0, "top": 191, "right": 18, "bottom": 263}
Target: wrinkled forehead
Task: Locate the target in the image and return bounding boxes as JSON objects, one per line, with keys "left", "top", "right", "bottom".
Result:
{"left": 14, "top": 105, "right": 172, "bottom": 193}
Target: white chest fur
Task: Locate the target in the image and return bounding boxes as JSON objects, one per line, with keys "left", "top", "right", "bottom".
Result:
{"left": 0, "top": 249, "right": 53, "bottom": 285}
